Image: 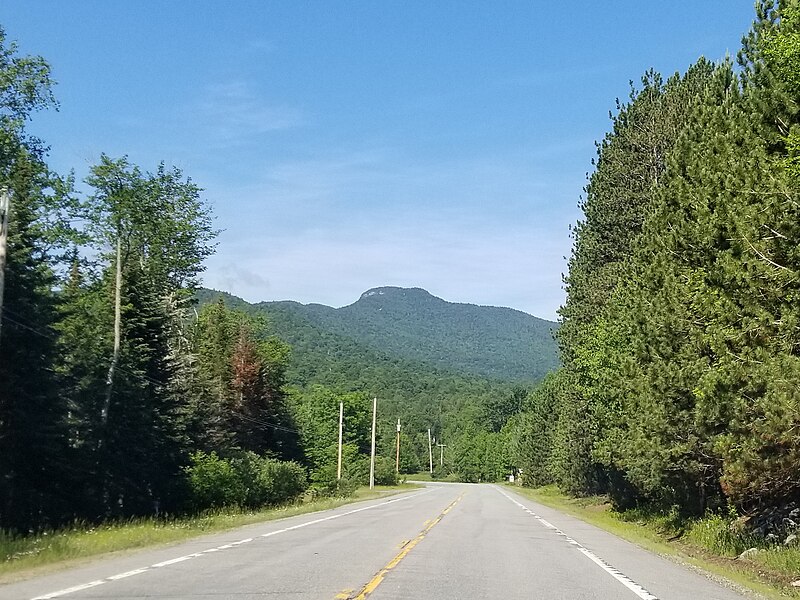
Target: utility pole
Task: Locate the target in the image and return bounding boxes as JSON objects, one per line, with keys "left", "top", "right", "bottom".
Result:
{"left": 337, "top": 400, "right": 344, "bottom": 480}
{"left": 0, "top": 188, "right": 9, "bottom": 348}
{"left": 437, "top": 442, "right": 447, "bottom": 467}
{"left": 427, "top": 428, "right": 433, "bottom": 474}
{"left": 395, "top": 418, "right": 401, "bottom": 474}
{"left": 369, "top": 397, "right": 377, "bottom": 489}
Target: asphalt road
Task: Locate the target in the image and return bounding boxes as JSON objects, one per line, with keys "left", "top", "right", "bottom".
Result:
{"left": 0, "top": 483, "right": 755, "bottom": 600}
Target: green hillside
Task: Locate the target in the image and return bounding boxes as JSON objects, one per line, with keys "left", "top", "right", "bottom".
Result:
{"left": 334, "top": 287, "right": 558, "bottom": 381}
{"left": 194, "top": 288, "right": 523, "bottom": 446}
{"left": 213, "top": 286, "right": 558, "bottom": 383}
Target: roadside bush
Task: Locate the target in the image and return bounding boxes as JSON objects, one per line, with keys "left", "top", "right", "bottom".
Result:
{"left": 430, "top": 465, "right": 448, "bottom": 480}
{"left": 374, "top": 457, "right": 398, "bottom": 486}
{"left": 265, "top": 460, "right": 308, "bottom": 503}
{"left": 185, "top": 451, "right": 245, "bottom": 510}
{"left": 311, "top": 476, "right": 359, "bottom": 499}
{"left": 185, "top": 451, "right": 307, "bottom": 511}
{"left": 309, "top": 444, "right": 370, "bottom": 497}
{"left": 309, "top": 452, "right": 401, "bottom": 496}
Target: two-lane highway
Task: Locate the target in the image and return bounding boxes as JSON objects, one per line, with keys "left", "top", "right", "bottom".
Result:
{"left": 0, "top": 483, "right": 754, "bottom": 599}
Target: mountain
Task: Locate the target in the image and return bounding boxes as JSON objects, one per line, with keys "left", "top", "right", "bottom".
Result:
{"left": 198, "top": 286, "right": 559, "bottom": 383}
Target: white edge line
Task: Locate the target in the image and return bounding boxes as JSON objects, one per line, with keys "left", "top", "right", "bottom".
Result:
{"left": 579, "top": 547, "right": 659, "bottom": 600}
{"left": 31, "top": 580, "right": 105, "bottom": 600}
{"left": 151, "top": 555, "right": 192, "bottom": 568}
{"left": 494, "top": 486, "right": 659, "bottom": 600}
{"left": 29, "top": 488, "right": 432, "bottom": 600}
{"left": 106, "top": 568, "right": 148, "bottom": 581}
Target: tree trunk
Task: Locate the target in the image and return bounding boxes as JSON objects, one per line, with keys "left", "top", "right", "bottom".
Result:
{"left": 101, "top": 235, "right": 123, "bottom": 426}
{"left": 0, "top": 188, "right": 10, "bottom": 349}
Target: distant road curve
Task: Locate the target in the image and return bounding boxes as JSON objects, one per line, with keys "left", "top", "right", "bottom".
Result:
{"left": 1, "top": 483, "right": 752, "bottom": 600}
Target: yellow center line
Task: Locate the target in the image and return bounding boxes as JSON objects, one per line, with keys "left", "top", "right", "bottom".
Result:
{"left": 343, "top": 492, "right": 466, "bottom": 600}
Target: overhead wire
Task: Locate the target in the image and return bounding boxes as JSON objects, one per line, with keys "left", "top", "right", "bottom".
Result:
{"left": 2, "top": 308, "right": 302, "bottom": 436}
{"left": 2, "top": 309, "right": 169, "bottom": 389}
{"left": 233, "top": 412, "right": 302, "bottom": 436}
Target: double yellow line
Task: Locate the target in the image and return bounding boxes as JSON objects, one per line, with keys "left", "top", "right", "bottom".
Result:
{"left": 343, "top": 492, "right": 465, "bottom": 600}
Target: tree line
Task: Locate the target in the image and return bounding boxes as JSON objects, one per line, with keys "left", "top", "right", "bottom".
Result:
{"left": 508, "top": 0, "right": 800, "bottom": 517}
{"left": 0, "top": 27, "right": 330, "bottom": 531}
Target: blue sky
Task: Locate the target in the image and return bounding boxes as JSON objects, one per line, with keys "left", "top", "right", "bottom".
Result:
{"left": 2, "top": 2, "right": 756, "bottom": 318}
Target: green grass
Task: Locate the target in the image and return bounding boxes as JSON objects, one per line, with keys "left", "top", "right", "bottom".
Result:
{"left": 509, "top": 484, "right": 800, "bottom": 600}
{"left": 406, "top": 471, "right": 459, "bottom": 482}
{"left": 0, "top": 484, "right": 418, "bottom": 581}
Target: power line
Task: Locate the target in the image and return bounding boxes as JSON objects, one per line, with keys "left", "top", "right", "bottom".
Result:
{"left": 235, "top": 412, "right": 301, "bottom": 436}
{"left": 2, "top": 312, "right": 56, "bottom": 339}
{"left": 1, "top": 308, "right": 304, "bottom": 437}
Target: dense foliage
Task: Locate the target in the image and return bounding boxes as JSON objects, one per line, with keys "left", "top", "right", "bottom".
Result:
{"left": 511, "top": 1, "right": 800, "bottom": 519}
{"left": 197, "top": 289, "right": 529, "bottom": 485}
{"left": 185, "top": 451, "right": 306, "bottom": 510}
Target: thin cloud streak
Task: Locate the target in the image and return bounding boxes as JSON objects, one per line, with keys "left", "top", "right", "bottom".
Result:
{"left": 198, "top": 141, "right": 586, "bottom": 228}
{"left": 188, "top": 81, "right": 302, "bottom": 146}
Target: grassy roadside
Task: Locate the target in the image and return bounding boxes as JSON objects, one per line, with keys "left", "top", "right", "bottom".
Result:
{"left": 0, "top": 484, "right": 419, "bottom": 582}
{"left": 406, "top": 471, "right": 459, "bottom": 482}
{"left": 509, "top": 484, "right": 800, "bottom": 600}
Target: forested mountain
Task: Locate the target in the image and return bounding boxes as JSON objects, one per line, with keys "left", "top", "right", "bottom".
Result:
{"left": 198, "top": 286, "right": 559, "bottom": 383}
{"left": 195, "top": 287, "right": 539, "bottom": 482}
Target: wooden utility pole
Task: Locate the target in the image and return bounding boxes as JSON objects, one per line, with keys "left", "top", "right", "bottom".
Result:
{"left": 0, "top": 188, "right": 9, "bottom": 349}
{"left": 428, "top": 428, "right": 433, "bottom": 474}
{"left": 395, "top": 418, "right": 401, "bottom": 474}
{"left": 337, "top": 400, "right": 344, "bottom": 480}
{"left": 437, "top": 442, "right": 447, "bottom": 467}
{"left": 369, "top": 397, "right": 377, "bottom": 489}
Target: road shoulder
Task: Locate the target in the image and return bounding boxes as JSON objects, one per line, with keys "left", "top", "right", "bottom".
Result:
{"left": 504, "top": 484, "right": 783, "bottom": 600}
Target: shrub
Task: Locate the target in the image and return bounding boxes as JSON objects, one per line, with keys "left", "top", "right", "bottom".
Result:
{"left": 313, "top": 477, "right": 360, "bottom": 499}
{"left": 374, "top": 457, "right": 398, "bottom": 486}
{"left": 185, "top": 451, "right": 308, "bottom": 511}
{"left": 431, "top": 465, "right": 449, "bottom": 480}
{"left": 309, "top": 445, "right": 370, "bottom": 497}
{"left": 265, "top": 460, "right": 308, "bottom": 504}
{"left": 685, "top": 507, "right": 758, "bottom": 556}
{"left": 185, "top": 451, "right": 245, "bottom": 510}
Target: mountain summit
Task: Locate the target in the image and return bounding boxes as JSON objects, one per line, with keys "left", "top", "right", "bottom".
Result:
{"left": 336, "top": 287, "right": 558, "bottom": 381}
{"left": 359, "top": 286, "right": 434, "bottom": 301}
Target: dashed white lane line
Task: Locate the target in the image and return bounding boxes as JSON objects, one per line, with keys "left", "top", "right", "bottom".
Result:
{"left": 494, "top": 486, "right": 659, "bottom": 600}
{"left": 105, "top": 568, "right": 147, "bottom": 581}
{"left": 30, "top": 489, "right": 433, "bottom": 600}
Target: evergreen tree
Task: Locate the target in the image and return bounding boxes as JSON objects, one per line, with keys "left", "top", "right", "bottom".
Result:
{"left": 192, "top": 301, "right": 299, "bottom": 459}
{"left": 61, "top": 155, "right": 217, "bottom": 516}
{"left": 0, "top": 27, "right": 76, "bottom": 530}
{"left": 555, "top": 60, "right": 718, "bottom": 498}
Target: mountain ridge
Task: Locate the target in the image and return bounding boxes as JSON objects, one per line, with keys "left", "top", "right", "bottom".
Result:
{"left": 198, "top": 286, "right": 559, "bottom": 383}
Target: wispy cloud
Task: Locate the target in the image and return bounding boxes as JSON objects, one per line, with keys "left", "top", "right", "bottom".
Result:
{"left": 189, "top": 81, "right": 302, "bottom": 146}
{"left": 200, "top": 140, "right": 586, "bottom": 224}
